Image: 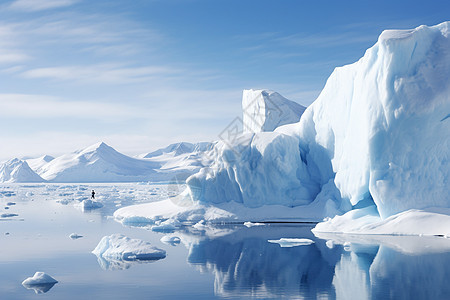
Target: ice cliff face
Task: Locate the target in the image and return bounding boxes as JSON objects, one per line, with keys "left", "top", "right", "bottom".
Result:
{"left": 0, "top": 158, "right": 45, "bottom": 183}
{"left": 242, "top": 89, "right": 306, "bottom": 133}
{"left": 187, "top": 22, "right": 450, "bottom": 219}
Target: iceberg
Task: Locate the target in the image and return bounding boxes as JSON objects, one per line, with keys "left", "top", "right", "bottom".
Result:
{"left": 160, "top": 235, "right": 181, "bottom": 245}
{"left": 115, "top": 22, "right": 449, "bottom": 235}
{"left": 22, "top": 272, "right": 58, "bottom": 294}
{"left": 181, "top": 22, "right": 450, "bottom": 226}
{"left": 92, "top": 234, "right": 166, "bottom": 270}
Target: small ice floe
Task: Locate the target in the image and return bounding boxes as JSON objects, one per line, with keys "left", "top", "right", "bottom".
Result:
{"left": 193, "top": 219, "right": 207, "bottom": 230}
{"left": 160, "top": 235, "right": 181, "bottom": 245}
{"left": 79, "top": 199, "right": 103, "bottom": 210}
{"left": 6, "top": 202, "right": 16, "bottom": 206}
{"left": 151, "top": 219, "right": 181, "bottom": 232}
{"left": 268, "top": 238, "right": 315, "bottom": 248}
{"left": 92, "top": 234, "right": 166, "bottom": 270}
{"left": 69, "top": 233, "right": 83, "bottom": 239}
{"left": 243, "top": 221, "right": 265, "bottom": 227}
{"left": 22, "top": 272, "right": 58, "bottom": 294}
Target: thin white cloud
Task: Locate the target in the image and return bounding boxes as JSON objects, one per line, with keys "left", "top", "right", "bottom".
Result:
{"left": 0, "top": 93, "right": 147, "bottom": 119}
{"left": 20, "top": 64, "right": 183, "bottom": 84}
{"left": 0, "top": 51, "right": 30, "bottom": 64}
{"left": 8, "top": 0, "right": 80, "bottom": 12}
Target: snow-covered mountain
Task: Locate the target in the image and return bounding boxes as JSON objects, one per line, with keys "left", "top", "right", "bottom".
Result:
{"left": 1, "top": 141, "right": 213, "bottom": 183}
{"left": 27, "top": 155, "right": 54, "bottom": 174}
{"left": 184, "top": 22, "right": 450, "bottom": 219}
{"left": 139, "top": 142, "right": 213, "bottom": 159}
{"left": 37, "top": 142, "right": 164, "bottom": 182}
{"left": 0, "top": 158, "right": 45, "bottom": 183}
{"left": 242, "top": 89, "right": 306, "bottom": 133}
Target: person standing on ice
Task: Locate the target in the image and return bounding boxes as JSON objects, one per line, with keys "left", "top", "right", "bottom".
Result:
{"left": 91, "top": 190, "right": 95, "bottom": 199}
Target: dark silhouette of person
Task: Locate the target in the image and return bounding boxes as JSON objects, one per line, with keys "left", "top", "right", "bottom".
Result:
{"left": 91, "top": 190, "right": 95, "bottom": 199}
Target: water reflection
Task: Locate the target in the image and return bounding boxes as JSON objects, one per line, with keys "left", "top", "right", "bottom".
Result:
{"left": 94, "top": 255, "right": 164, "bottom": 271}
{"left": 183, "top": 225, "right": 341, "bottom": 299}
{"left": 180, "top": 225, "right": 450, "bottom": 299}
{"left": 22, "top": 282, "right": 57, "bottom": 294}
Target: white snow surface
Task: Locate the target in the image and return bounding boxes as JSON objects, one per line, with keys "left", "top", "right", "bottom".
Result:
{"left": 22, "top": 272, "right": 58, "bottom": 285}
{"left": 92, "top": 234, "right": 166, "bottom": 261}
{"left": 242, "top": 89, "right": 306, "bottom": 133}
{"left": 0, "top": 158, "right": 44, "bottom": 183}
{"left": 313, "top": 207, "right": 450, "bottom": 236}
{"left": 185, "top": 22, "right": 450, "bottom": 222}
{"left": 26, "top": 155, "right": 54, "bottom": 174}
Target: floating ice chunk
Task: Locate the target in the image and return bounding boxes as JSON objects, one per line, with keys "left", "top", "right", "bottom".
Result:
{"left": 160, "top": 235, "right": 181, "bottom": 245}
{"left": 268, "top": 238, "right": 315, "bottom": 247}
{"left": 6, "top": 202, "right": 16, "bottom": 206}
{"left": 243, "top": 221, "right": 265, "bottom": 227}
{"left": 69, "top": 233, "right": 83, "bottom": 239}
{"left": 79, "top": 199, "right": 103, "bottom": 210}
{"left": 22, "top": 272, "right": 58, "bottom": 294}
{"left": 22, "top": 272, "right": 58, "bottom": 285}
{"left": 313, "top": 208, "right": 450, "bottom": 236}
{"left": 151, "top": 219, "right": 181, "bottom": 232}
{"left": 92, "top": 234, "right": 166, "bottom": 262}
{"left": 193, "top": 220, "right": 207, "bottom": 230}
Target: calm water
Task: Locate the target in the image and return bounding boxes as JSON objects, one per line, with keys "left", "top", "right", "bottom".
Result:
{"left": 1, "top": 184, "right": 450, "bottom": 300}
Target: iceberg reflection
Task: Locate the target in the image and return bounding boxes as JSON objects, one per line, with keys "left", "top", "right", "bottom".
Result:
{"left": 182, "top": 225, "right": 450, "bottom": 299}
{"left": 183, "top": 225, "right": 341, "bottom": 298}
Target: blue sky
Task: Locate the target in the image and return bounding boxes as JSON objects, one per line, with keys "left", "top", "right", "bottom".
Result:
{"left": 0, "top": 0, "right": 448, "bottom": 160}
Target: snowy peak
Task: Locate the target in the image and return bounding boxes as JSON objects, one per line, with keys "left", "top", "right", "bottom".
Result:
{"left": 242, "top": 89, "right": 306, "bottom": 133}
{"left": 0, "top": 158, "right": 45, "bottom": 183}
{"left": 27, "top": 155, "right": 55, "bottom": 173}
{"left": 38, "top": 142, "right": 161, "bottom": 182}
{"left": 141, "top": 142, "right": 213, "bottom": 159}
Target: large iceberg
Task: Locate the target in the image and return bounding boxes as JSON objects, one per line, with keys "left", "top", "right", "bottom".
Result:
{"left": 187, "top": 22, "right": 450, "bottom": 220}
